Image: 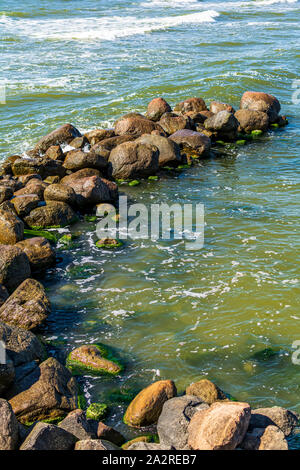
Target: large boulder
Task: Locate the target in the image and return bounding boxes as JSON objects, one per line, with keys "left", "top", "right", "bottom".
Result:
{"left": 114, "top": 113, "right": 163, "bottom": 136}
{"left": 0, "top": 245, "right": 31, "bottom": 293}
{"left": 240, "top": 91, "right": 281, "bottom": 123}
{"left": 135, "top": 134, "right": 181, "bottom": 167}
{"left": 44, "top": 183, "right": 76, "bottom": 206}
{"left": 146, "top": 98, "right": 172, "bottom": 121}
{"left": 14, "top": 179, "right": 47, "bottom": 200}
{"left": 249, "top": 406, "right": 299, "bottom": 437}
{"left": 12, "top": 157, "right": 66, "bottom": 180}
{"left": 0, "top": 399, "right": 18, "bottom": 450}
{"left": 0, "top": 208, "right": 24, "bottom": 244}
{"left": 157, "top": 395, "right": 208, "bottom": 450}
{"left": 124, "top": 380, "right": 177, "bottom": 427}
{"left": 60, "top": 173, "right": 118, "bottom": 207}
{"left": 59, "top": 409, "right": 96, "bottom": 440}
{"left": 92, "top": 135, "right": 136, "bottom": 158}
{"left": 97, "top": 422, "right": 125, "bottom": 446}
{"left": 16, "top": 237, "right": 56, "bottom": 271}
{"left": 174, "top": 97, "right": 207, "bottom": 114}
{"left": 210, "top": 101, "right": 235, "bottom": 114}
{"left": 20, "top": 422, "right": 77, "bottom": 450}
{"left": 11, "top": 195, "right": 40, "bottom": 218}
{"left": 66, "top": 344, "right": 122, "bottom": 376}
{"left": 44, "top": 145, "right": 64, "bottom": 161}
{"left": 235, "top": 109, "right": 269, "bottom": 133}
{"left": 63, "top": 150, "right": 108, "bottom": 172}
{"left": 169, "top": 129, "right": 211, "bottom": 156}
{"left": 240, "top": 425, "right": 288, "bottom": 450}
{"left": 185, "top": 379, "right": 227, "bottom": 405}
{"left": 24, "top": 201, "right": 77, "bottom": 229}
{"left": 84, "top": 129, "right": 115, "bottom": 146}
{"left": 0, "top": 278, "right": 51, "bottom": 330}
{"left": 188, "top": 401, "right": 251, "bottom": 450}
{"left": 75, "top": 439, "right": 120, "bottom": 450}
{"left": 9, "top": 357, "right": 79, "bottom": 424}
{"left": 33, "top": 123, "right": 82, "bottom": 154}
{"left": 204, "top": 110, "right": 239, "bottom": 140}
{"left": 159, "top": 112, "right": 192, "bottom": 135}
{"left": 109, "top": 141, "right": 159, "bottom": 180}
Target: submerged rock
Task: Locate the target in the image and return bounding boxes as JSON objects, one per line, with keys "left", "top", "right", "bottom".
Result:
{"left": 24, "top": 201, "right": 77, "bottom": 229}
{"left": 0, "top": 245, "right": 31, "bottom": 293}
{"left": 109, "top": 141, "right": 159, "bottom": 179}
{"left": 20, "top": 422, "right": 77, "bottom": 450}
{"left": 16, "top": 237, "right": 56, "bottom": 271}
{"left": 185, "top": 379, "right": 227, "bottom": 405}
{"left": 33, "top": 123, "right": 82, "bottom": 154}
{"left": 0, "top": 278, "right": 51, "bottom": 330}
{"left": 66, "top": 344, "right": 123, "bottom": 376}
{"left": 146, "top": 97, "right": 172, "bottom": 121}
{"left": 124, "top": 379, "right": 177, "bottom": 427}
{"left": 0, "top": 399, "right": 19, "bottom": 450}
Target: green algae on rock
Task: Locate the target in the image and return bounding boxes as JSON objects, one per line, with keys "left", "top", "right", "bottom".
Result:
{"left": 95, "top": 238, "right": 123, "bottom": 249}
{"left": 86, "top": 403, "right": 108, "bottom": 421}
{"left": 66, "top": 344, "right": 123, "bottom": 377}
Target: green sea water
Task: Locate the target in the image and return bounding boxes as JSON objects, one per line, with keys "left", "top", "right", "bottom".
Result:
{"left": 0, "top": 0, "right": 300, "bottom": 440}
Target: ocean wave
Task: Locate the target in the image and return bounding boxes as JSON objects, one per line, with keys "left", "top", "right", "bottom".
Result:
{"left": 0, "top": 10, "right": 220, "bottom": 41}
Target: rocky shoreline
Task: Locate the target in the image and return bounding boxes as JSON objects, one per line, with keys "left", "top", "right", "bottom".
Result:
{"left": 0, "top": 91, "right": 296, "bottom": 451}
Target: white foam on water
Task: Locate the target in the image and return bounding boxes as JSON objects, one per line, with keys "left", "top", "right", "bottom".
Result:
{"left": 0, "top": 10, "right": 220, "bottom": 42}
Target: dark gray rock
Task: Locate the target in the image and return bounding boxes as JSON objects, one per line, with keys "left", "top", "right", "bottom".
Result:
{"left": 20, "top": 422, "right": 77, "bottom": 450}
{"left": 0, "top": 398, "right": 18, "bottom": 450}
{"left": 59, "top": 409, "right": 96, "bottom": 440}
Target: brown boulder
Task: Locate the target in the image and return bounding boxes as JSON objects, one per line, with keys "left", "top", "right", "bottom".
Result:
{"left": 9, "top": 357, "right": 79, "bottom": 424}
{"left": 34, "top": 123, "right": 82, "bottom": 153}
{"left": 92, "top": 135, "right": 136, "bottom": 158}
{"left": 186, "top": 379, "right": 227, "bottom": 405}
{"left": 204, "top": 110, "right": 239, "bottom": 140}
{"left": 0, "top": 186, "right": 13, "bottom": 204}
{"left": 45, "top": 145, "right": 64, "bottom": 161}
{"left": 69, "top": 136, "right": 89, "bottom": 150}
{"left": 0, "top": 208, "right": 24, "bottom": 244}
{"left": 240, "top": 91, "right": 281, "bottom": 123}
{"left": 24, "top": 201, "right": 77, "bottom": 229}
{"left": 210, "top": 101, "right": 235, "bottom": 114}
{"left": 124, "top": 380, "right": 177, "bottom": 427}
{"left": 14, "top": 180, "right": 47, "bottom": 200}
{"left": 75, "top": 439, "right": 120, "bottom": 450}
{"left": 20, "top": 422, "right": 77, "bottom": 450}
{"left": 188, "top": 401, "right": 251, "bottom": 450}
{"left": 17, "top": 237, "right": 55, "bottom": 271}
{"left": 0, "top": 399, "right": 18, "bottom": 450}
{"left": 0, "top": 245, "right": 31, "bottom": 293}
{"left": 114, "top": 113, "right": 163, "bottom": 136}
{"left": 109, "top": 141, "right": 159, "bottom": 179}
{"left": 97, "top": 422, "right": 125, "bottom": 446}
{"left": 44, "top": 183, "right": 76, "bottom": 206}
{"left": 235, "top": 109, "right": 269, "bottom": 133}
{"left": 63, "top": 149, "right": 108, "bottom": 172}
{"left": 169, "top": 129, "right": 211, "bottom": 156}
{"left": 174, "top": 97, "right": 207, "bottom": 114}
{"left": 240, "top": 425, "right": 288, "bottom": 450}
{"left": 12, "top": 157, "right": 66, "bottom": 180}
{"left": 84, "top": 129, "right": 115, "bottom": 146}
{"left": 11, "top": 194, "right": 40, "bottom": 218}
{"left": 249, "top": 406, "right": 299, "bottom": 437}
{"left": 136, "top": 134, "right": 181, "bottom": 167}
{"left": 146, "top": 97, "right": 172, "bottom": 121}
{"left": 61, "top": 173, "right": 118, "bottom": 207}
{"left": 59, "top": 409, "right": 96, "bottom": 440}
{"left": 159, "top": 112, "right": 192, "bottom": 135}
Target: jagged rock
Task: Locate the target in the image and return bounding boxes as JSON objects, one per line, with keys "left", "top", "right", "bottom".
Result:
{"left": 24, "top": 201, "right": 77, "bottom": 229}
{"left": 174, "top": 97, "right": 207, "bottom": 114}
{"left": 33, "top": 123, "right": 82, "bottom": 153}
{"left": 235, "top": 109, "right": 269, "bottom": 133}
{"left": 146, "top": 98, "right": 172, "bottom": 121}
{"left": 185, "top": 379, "right": 227, "bottom": 405}
{"left": 109, "top": 141, "right": 159, "bottom": 179}
{"left": 63, "top": 150, "right": 108, "bottom": 172}
{"left": 240, "top": 425, "right": 288, "bottom": 450}
{"left": 75, "top": 439, "right": 120, "bottom": 450}
{"left": 59, "top": 409, "right": 96, "bottom": 440}
{"left": 188, "top": 401, "right": 251, "bottom": 450}
{"left": 9, "top": 357, "right": 79, "bottom": 424}
{"left": 169, "top": 129, "right": 211, "bottom": 155}
{"left": 20, "top": 422, "right": 77, "bottom": 450}
{"left": 16, "top": 237, "right": 55, "bottom": 271}
{"left": 249, "top": 406, "right": 299, "bottom": 437}
{"left": 0, "top": 399, "right": 18, "bottom": 450}
{"left": 159, "top": 112, "right": 192, "bottom": 135}
{"left": 44, "top": 183, "right": 76, "bottom": 206}
{"left": 240, "top": 91, "right": 281, "bottom": 123}
{"left": 157, "top": 395, "right": 209, "bottom": 450}
{"left": 0, "top": 278, "right": 51, "bottom": 330}
{"left": 97, "top": 422, "right": 125, "bottom": 446}
{"left": 0, "top": 245, "right": 31, "bottom": 293}
{"left": 0, "top": 208, "right": 24, "bottom": 244}
{"left": 135, "top": 134, "right": 181, "bottom": 167}
{"left": 124, "top": 380, "right": 177, "bottom": 427}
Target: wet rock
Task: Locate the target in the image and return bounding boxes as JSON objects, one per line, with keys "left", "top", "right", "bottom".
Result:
{"left": 34, "top": 123, "right": 82, "bottom": 154}
{"left": 114, "top": 113, "right": 163, "bottom": 136}
{"left": 157, "top": 395, "right": 209, "bottom": 450}
{"left": 146, "top": 97, "right": 172, "bottom": 121}
{"left": 11, "top": 194, "right": 40, "bottom": 218}
{"left": 10, "top": 357, "right": 79, "bottom": 424}
{"left": 0, "top": 284, "right": 9, "bottom": 307}
{"left": 124, "top": 380, "right": 177, "bottom": 427}
{"left": 210, "top": 101, "right": 235, "bottom": 114}
{"left": 86, "top": 403, "right": 108, "bottom": 421}
{"left": 240, "top": 91, "right": 281, "bottom": 123}
{"left": 204, "top": 110, "right": 239, "bottom": 140}
{"left": 16, "top": 237, "right": 56, "bottom": 271}
{"left": 85, "top": 129, "right": 115, "bottom": 146}
{"left": 0, "top": 360, "right": 15, "bottom": 396}
{"left": 69, "top": 136, "right": 89, "bottom": 150}
{"left": 66, "top": 344, "right": 122, "bottom": 376}
{"left": 185, "top": 379, "right": 227, "bottom": 405}
{"left": 63, "top": 149, "right": 108, "bottom": 172}
{"left": 0, "top": 278, "right": 51, "bottom": 330}
{"left": 249, "top": 406, "right": 299, "bottom": 437}
{"left": 92, "top": 135, "right": 136, "bottom": 158}
{"left": 235, "top": 109, "right": 269, "bottom": 133}
{"left": 0, "top": 186, "right": 13, "bottom": 204}
{"left": 12, "top": 157, "right": 66, "bottom": 180}
{"left": 128, "top": 442, "right": 172, "bottom": 450}
{"left": 159, "top": 112, "right": 192, "bottom": 135}
{"left": 45, "top": 145, "right": 64, "bottom": 161}
{"left": 0, "top": 399, "right": 18, "bottom": 450}
{"left": 61, "top": 173, "right": 118, "bottom": 207}
{"left": 18, "top": 174, "right": 42, "bottom": 185}
{"left": 44, "top": 183, "right": 76, "bottom": 206}
{"left": 97, "top": 422, "right": 125, "bottom": 446}
{"left": 135, "top": 134, "right": 181, "bottom": 167}
{"left": 109, "top": 141, "right": 159, "bottom": 180}
{"left": 188, "top": 401, "right": 251, "bottom": 450}
{"left": 0, "top": 245, "right": 31, "bottom": 293}
{"left": 24, "top": 201, "right": 77, "bottom": 229}
{"left": 20, "top": 422, "right": 77, "bottom": 450}
{"left": 169, "top": 129, "right": 211, "bottom": 155}
{"left": 59, "top": 409, "right": 96, "bottom": 440}
{"left": 240, "top": 425, "right": 288, "bottom": 450}
{"left": 0, "top": 208, "right": 24, "bottom": 244}
{"left": 14, "top": 180, "right": 47, "bottom": 200}
{"left": 75, "top": 439, "right": 120, "bottom": 450}
{"left": 174, "top": 97, "right": 207, "bottom": 114}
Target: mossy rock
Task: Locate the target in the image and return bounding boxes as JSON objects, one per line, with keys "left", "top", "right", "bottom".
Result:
{"left": 128, "top": 180, "right": 140, "bottom": 187}
{"left": 107, "top": 386, "right": 137, "bottom": 405}
{"left": 122, "top": 435, "right": 157, "bottom": 450}
{"left": 236, "top": 139, "right": 247, "bottom": 146}
{"left": 271, "top": 123, "right": 279, "bottom": 129}
{"left": 148, "top": 175, "right": 159, "bottom": 181}
{"left": 59, "top": 233, "right": 78, "bottom": 248}
{"left": 95, "top": 238, "right": 123, "bottom": 249}
{"left": 67, "top": 264, "right": 95, "bottom": 279}
{"left": 251, "top": 129, "right": 263, "bottom": 137}
{"left": 177, "top": 164, "right": 191, "bottom": 170}
{"left": 84, "top": 215, "right": 98, "bottom": 223}
{"left": 86, "top": 403, "right": 108, "bottom": 421}
{"left": 24, "top": 228, "right": 59, "bottom": 244}
{"left": 66, "top": 343, "right": 123, "bottom": 376}
{"left": 250, "top": 347, "right": 280, "bottom": 362}
{"left": 215, "top": 140, "right": 226, "bottom": 146}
